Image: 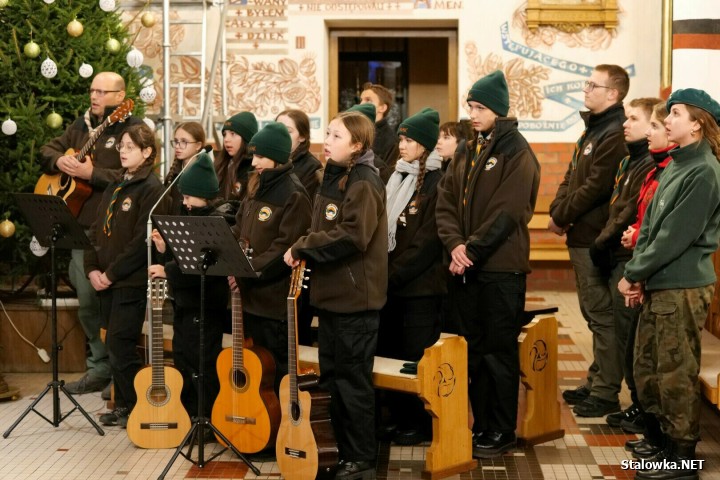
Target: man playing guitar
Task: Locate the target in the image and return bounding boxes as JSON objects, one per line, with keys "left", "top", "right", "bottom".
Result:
{"left": 39, "top": 72, "right": 143, "bottom": 396}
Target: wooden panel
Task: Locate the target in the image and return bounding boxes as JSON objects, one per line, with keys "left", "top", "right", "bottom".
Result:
{"left": 0, "top": 302, "right": 85, "bottom": 373}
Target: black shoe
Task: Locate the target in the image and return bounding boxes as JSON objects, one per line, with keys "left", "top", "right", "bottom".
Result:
{"left": 562, "top": 385, "right": 591, "bottom": 405}
{"left": 335, "top": 461, "right": 376, "bottom": 479}
{"left": 472, "top": 431, "right": 516, "bottom": 459}
{"left": 632, "top": 439, "right": 664, "bottom": 459}
{"left": 621, "top": 413, "right": 646, "bottom": 434}
{"left": 99, "top": 407, "right": 130, "bottom": 427}
{"left": 626, "top": 438, "right": 646, "bottom": 451}
{"left": 376, "top": 423, "right": 397, "bottom": 441}
{"left": 635, "top": 440, "right": 698, "bottom": 480}
{"left": 65, "top": 374, "right": 111, "bottom": 395}
{"left": 392, "top": 429, "right": 427, "bottom": 446}
{"left": 606, "top": 403, "right": 641, "bottom": 428}
{"left": 572, "top": 395, "right": 620, "bottom": 417}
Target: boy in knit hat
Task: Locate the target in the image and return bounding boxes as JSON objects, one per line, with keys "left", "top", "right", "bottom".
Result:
{"left": 436, "top": 70, "right": 540, "bottom": 458}
{"left": 149, "top": 151, "right": 229, "bottom": 430}
{"left": 378, "top": 107, "right": 445, "bottom": 445}
{"left": 215, "top": 111, "right": 258, "bottom": 202}
{"left": 230, "top": 122, "right": 312, "bottom": 396}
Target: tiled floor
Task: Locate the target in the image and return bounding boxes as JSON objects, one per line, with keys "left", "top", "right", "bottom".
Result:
{"left": 1, "top": 290, "right": 720, "bottom": 479}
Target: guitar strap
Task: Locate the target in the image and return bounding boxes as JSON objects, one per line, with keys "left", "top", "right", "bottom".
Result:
{"left": 82, "top": 108, "right": 102, "bottom": 162}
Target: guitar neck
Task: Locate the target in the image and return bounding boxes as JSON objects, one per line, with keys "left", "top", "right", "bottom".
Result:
{"left": 287, "top": 293, "right": 299, "bottom": 407}
{"left": 150, "top": 279, "right": 167, "bottom": 388}
{"left": 231, "top": 290, "right": 245, "bottom": 370}
{"left": 76, "top": 117, "right": 111, "bottom": 162}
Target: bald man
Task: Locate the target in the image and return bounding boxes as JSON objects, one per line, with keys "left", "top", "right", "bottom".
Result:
{"left": 39, "top": 71, "right": 144, "bottom": 395}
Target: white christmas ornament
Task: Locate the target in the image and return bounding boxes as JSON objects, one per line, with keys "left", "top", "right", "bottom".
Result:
{"left": 79, "top": 62, "right": 93, "bottom": 78}
{"left": 2, "top": 119, "right": 17, "bottom": 135}
{"left": 43, "top": 0, "right": 55, "bottom": 4}
{"left": 99, "top": 0, "right": 115, "bottom": 12}
{"left": 139, "top": 86, "right": 157, "bottom": 103}
{"left": 126, "top": 48, "right": 144, "bottom": 68}
{"left": 30, "top": 236, "right": 49, "bottom": 257}
{"left": 142, "top": 117, "right": 156, "bottom": 131}
{"left": 41, "top": 57, "right": 58, "bottom": 78}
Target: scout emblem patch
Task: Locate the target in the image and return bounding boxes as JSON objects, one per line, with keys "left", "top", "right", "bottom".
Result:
{"left": 583, "top": 143, "right": 593, "bottom": 155}
{"left": 121, "top": 197, "right": 132, "bottom": 212}
{"left": 258, "top": 206, "right": 272, "bottom": 222}
{"left": 105, "top": 137, "right": 116, "bottom": 149}
{"left": 484, "top": 157, "right": 498, "bottom": 171}
{"left": 408, "top": 200, "right": 418, "bottom": 215}
{"left": 325, "top": 203, "right": 338, "bottom": 220}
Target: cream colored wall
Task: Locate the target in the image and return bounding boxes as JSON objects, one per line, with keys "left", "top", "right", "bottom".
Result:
{"left": 125, "top": 0, "right": 662, "bottom": 144}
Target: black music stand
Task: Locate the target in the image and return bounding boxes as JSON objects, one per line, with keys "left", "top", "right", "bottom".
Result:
{"left": 152, "top": 215, "right": 260, "bottom": 479}
{"left": 3, "top": 194, "right": 104, "bottom": 438}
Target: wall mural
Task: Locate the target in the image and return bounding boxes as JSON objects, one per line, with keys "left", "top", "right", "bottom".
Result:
{"left": 512, "top": 2, "right": 619, "bottom": 50}
{"left": 465, "top": 45, "right": 549, "bottom": 120}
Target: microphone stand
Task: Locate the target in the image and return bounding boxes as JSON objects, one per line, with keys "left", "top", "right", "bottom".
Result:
{"left": 145, "top": 146, "right": 212, "bottom": 362}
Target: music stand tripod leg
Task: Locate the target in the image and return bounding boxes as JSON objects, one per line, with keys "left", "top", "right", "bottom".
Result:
{"left": 3, "top": 237, "right": 105, "bottom": 438}
{"left": 158, "top": 257, "right": 259, "bottom": 479}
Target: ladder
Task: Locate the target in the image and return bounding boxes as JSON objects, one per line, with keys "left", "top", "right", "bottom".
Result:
{"left": 157, "top": 0, "right": 228, "bottom": 177}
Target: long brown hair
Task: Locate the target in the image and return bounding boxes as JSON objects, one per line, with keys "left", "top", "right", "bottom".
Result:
{"left": 277, "top": 109, "right": 310, "bottom": 158}
{"left": 687, "top": 105, "right": 720, "bottom": 160}
{"left": 334, "top": 111, "right": 375, "bottom": 192}
{"left": 121, "top": 124, "right": 157, "bottom": 172}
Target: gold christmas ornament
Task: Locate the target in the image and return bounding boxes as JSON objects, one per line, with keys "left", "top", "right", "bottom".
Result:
{"left": 0, "top": 219, "right": 15, "bottom": 238}
{"left": 46, "top": 112, "right": 63, "bottom": 129}
{"left": 67, "top": 18, "right": 84, "bottom": 37}
{"left": 23, "top": 41, "right": 40, "bottom": 58}
{"left": 105, "top": 37, "right": 121, "bottom": 53}
{"left": 0, "top": 0, "right": 9, "bottom": 8}
{"left": 141, "top": 11, "right": 156, "bottom": 28}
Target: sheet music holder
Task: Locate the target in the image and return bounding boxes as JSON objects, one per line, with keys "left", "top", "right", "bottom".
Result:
{"left": 4, "top": 193, "right": 104, "bottom": 438}
{"left": 151, "top": 214, "right": 260, "bottom": 479}
{"left": 152, "top": 215, "right": 258, "bottom": 278}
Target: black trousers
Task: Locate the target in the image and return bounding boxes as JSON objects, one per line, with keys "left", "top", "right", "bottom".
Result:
{"left": 450, "top": 272, "right": 526, "bottom": 435}
{"left": 172, "top": 305, "right": 225, "bottom": 418}
{"left": 244, "top": 311, "right": 288, "bottom": 395}
{"left": 99, "top": 287, "right": 146, "bottom": 411}
{"left": 318, "top": 309, "right": 379, "bottom": 463}
{"left": 378, "top": 295, "right": 441, "bottom": 430}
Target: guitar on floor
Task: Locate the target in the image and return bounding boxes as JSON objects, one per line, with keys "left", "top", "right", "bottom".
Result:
{"left": 276, "top": 261, "right": 338, "bottom": 480}
{"left": 34, "top": 99, "right": 134, "bottom": 217}
{"left": 211, "top": 287, "right": 281, "bottom": 453}
{"left": 127, "top": 278, "right": 191, "bottom": 449}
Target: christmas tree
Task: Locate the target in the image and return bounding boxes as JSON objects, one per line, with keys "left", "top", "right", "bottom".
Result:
{"left": 0, "top": 0, "right": 147, "bottom": 285}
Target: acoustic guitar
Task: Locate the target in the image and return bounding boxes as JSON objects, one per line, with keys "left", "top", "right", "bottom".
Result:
{"left": 211, "top": 289, "right": 281, "bottom": 453}
{"left": 127, "top": 279, "right": 191, "bottom": 449}
{"left": 34, "top": 99, "right": 135, "bottom": 217}
{"left": 276, "top": 261, "right": 339, "bottom": 480}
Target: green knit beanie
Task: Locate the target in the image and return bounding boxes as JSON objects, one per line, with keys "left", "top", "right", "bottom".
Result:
{"left": 467, "top": 70, "right": 510, "bottom": 117}
{"left": 667, "top": 88, "right": 720, "bottom": 125}
{"left": 347, "top": 103, "right": 376, "bottom": 124}
{"left": 178, "top": 152, "right": 220, "bottom": 199}
{"left": 248, "top": 122, "right": 292, "bottom": 165}
{"left": 221, "top": 112, "right": 258, "bottom": 142}
{"left": 397, "top": 107, "right": 440, "bottom": 151}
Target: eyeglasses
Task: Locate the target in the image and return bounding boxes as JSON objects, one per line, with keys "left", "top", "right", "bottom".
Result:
{"left": 115, "top": 143, "right": 137, "bottom": 152}
{"left": 89, "top": 88, "right": 121, "bottom": 97}
{"left": 583, "top": 81, "right": 614, "bottom": 92}
{"left": 171, "top": 140, "right": 201, "bottom": 149}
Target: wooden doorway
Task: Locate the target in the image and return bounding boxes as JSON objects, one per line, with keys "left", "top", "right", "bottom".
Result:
{"left": 328, "top": 24, "right": 458, "bottom": 128}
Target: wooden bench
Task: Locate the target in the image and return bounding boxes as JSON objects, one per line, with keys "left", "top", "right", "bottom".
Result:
{"left": 299, "top": 334, "right": 476, "bottom": 480}
{"left": 700, "top": 329, "right": 720, "bottom": 409}
{"left": 529, "top": 195, "right": 569, "bottom": 262}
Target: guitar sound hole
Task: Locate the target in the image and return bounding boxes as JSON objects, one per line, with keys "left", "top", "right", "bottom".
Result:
{"left": 148, "top": 386, "right": 169, "bottom": 406}
{"left": 291, "top": 401, "right": 301, "bottom": 422}
{"left": 232, "top": 369, "right": 247, "bottom": 389}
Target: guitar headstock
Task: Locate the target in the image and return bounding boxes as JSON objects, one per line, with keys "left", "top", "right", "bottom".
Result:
{"left": 288, "top": 260, "right": 308, "bottom": 300}
{"left": 108, "top": 99, "right": 135, "bottom": 124}
{"left": 149, "top": 278, "right": 168, "bottom": 309}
